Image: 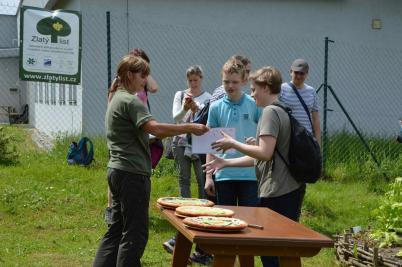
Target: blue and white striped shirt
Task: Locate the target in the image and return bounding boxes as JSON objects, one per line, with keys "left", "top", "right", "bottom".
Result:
{"left": 210, "top": 85, "right": 225, "bottom": 103}
{"left": 279, "top": 83, "right": 319, "bottom": 133}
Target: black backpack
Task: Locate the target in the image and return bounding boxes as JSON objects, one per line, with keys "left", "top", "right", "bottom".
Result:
{"left": 192, "top": 99, "right": 210, "bottom": 125}
{"left": 273, "top": 83, "right": 322, "bottom": 183}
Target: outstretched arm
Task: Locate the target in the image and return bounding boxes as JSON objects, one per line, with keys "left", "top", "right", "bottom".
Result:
{"left": 204, "top": 154, "right": 254, "bottom": 174}
{"left": 141, "top": 120, "right": 208, "bottom": 139}
{"left": 203, "top": 154, "right": 254, "bottom": 197}
{"left": 211, "top": 131, "right": 276, "bottom": 161}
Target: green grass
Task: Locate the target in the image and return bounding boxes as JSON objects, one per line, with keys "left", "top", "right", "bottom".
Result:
{"left": 325, "top": 130, "right": 402, "bottom": 182}
{"left": 0, "top": 126, "right": 396, "bottom": 266}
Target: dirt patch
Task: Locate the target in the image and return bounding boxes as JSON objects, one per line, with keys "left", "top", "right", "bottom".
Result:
{"left": 28, "top": 128, "right": 54, "bottom": 151}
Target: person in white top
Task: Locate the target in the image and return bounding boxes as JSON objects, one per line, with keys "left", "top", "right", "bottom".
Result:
{"left": 164, "top": 65, "right": 213, "bottom": 264}
{"left": 171, "top": 66, "right": 212, "bottom": 193}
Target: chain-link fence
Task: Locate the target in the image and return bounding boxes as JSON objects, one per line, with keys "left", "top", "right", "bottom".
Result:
{"left": 0, "top": 15, "right": 20, "bottom": 124}
{"left": 316, "top": 39, "right": 402, "bottom": 177}
{"left": 4, "top": 8, "right": 401, "bottom": 177}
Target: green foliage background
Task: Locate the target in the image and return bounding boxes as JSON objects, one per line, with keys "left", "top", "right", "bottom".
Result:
{"left": 0, "top": 127, "right": 18, "bottom": 165}
{"left": 0, "top": 126, "right": 400, "bottom": 266}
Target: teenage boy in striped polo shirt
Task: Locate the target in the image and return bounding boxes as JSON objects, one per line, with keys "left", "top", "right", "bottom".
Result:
{"left": 280, "top": 58, "right": 321, "bottom": 146}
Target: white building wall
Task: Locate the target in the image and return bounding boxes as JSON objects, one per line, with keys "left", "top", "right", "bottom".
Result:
{"left": 42, "top": 0, "right": 402, "bottom": 136}
{"left": 29, "top": 81, "right": 82, "bottom": 136}
{"left": 20, "top": 0, "right": 82, "bottom": 135}
{"left": 0, "top": 14, "right": 21, "bottom": 124}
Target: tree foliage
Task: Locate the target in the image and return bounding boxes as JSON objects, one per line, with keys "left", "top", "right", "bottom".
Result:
{"left": 370, "top": 177, "right": 402, "bottom": 248}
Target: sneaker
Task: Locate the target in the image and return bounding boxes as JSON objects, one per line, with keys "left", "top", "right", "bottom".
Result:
{"left": 189, "top": 251, "right": 213, "bottom": 265}
{"left": 104, "top": 207, "right": 112, "bottom": 226}
{"left": 162, "top": 237, "right": 176, "bottom": 254}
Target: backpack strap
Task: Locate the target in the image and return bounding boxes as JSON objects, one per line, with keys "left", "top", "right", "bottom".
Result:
{"left": 288, "top": 82, "right": 313, "bottom": 128}
{"left": 85, "top": 138, "right": 94, "bottom": 165}
{"left": 180, "top": 90, "right": 185, "bottom": 104}
{"left": 144, "top": 84, "right": 151, "bottom": 112}
{"left": 270, "top": 103, "right": 291, "bottom": 169}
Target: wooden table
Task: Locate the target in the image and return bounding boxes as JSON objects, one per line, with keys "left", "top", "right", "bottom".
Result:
{"left": 158, "top": 205, "right": 333, "bottom": 267}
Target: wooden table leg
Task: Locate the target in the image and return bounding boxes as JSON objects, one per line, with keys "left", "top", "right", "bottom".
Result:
{"left": 171, "top": 232, "right": 192, "bottom": 267}
{"left": 279, "top": 257, "right": 301, "bottom": 267}
{"left": 239, "top": 255, "right": 254, "bottom": 267}
{"left": 213, "top": 255, "right": 236, "bottom": 267}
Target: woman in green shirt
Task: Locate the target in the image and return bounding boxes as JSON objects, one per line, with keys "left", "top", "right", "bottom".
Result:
{"left": 93, "top": 55, "right": 208, "bottom": 267}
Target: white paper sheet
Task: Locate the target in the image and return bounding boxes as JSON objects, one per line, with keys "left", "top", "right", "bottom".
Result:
{"left": 191, "top": 128, "right": 236, "bottom": 154}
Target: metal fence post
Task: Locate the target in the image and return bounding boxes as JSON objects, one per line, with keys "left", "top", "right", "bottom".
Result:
{"left": 106, "top": 11, "right": 111, "bottom": 88}
{"left": 322, "top": 37, "right": 334, "bottom": 174}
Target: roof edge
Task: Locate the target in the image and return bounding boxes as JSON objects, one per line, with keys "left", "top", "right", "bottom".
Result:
{"left": 0, "top": 48, "right": 19, "bottom": 58}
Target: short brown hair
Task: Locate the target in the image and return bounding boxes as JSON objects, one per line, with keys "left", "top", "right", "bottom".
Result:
{"left": 229, "top": 55, "right": 251, "bottom": 67}
{"left": 249, "top": 66, "right": 282, "bottom": 94}
{"left": 221, "top": 60, "right": 247, "bottom": 80}
{"left": 186, "top": 65, "right": 203, "bottom": 78}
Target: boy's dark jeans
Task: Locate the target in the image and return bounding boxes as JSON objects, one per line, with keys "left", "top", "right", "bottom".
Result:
{"left": 215, "top": 180, "right": 259, "bottom": 207}
{"left": 93, "top": 168, "right": 151, "bottom": 267}
{"left": 259, "top": 184, "right": 306, "bottom": 267}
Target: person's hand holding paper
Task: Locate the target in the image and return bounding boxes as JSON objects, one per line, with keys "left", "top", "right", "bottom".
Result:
{"left": 211, "top": 130, "right": 237, "bottom": 153}
{"left": 191, "top": 128, "right": 236, "bottom": 154}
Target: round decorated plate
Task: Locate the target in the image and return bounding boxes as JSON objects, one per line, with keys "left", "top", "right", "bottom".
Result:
{"left": 182, "top": 216, "right": 248, "bottom": 232}
{"left": 157, "top": 197, "right": 214, "bottom": 209}
{"left": 175, "top": 206, "right": 234, "bottom": 218}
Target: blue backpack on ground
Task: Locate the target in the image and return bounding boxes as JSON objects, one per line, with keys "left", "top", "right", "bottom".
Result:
{"left": 67, "top": 137, "right": 94, "bottom": 166}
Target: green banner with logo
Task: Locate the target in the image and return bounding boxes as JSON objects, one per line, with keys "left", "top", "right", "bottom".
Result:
{"left": 19, "top": 6, "right": 82, "bottom": 84}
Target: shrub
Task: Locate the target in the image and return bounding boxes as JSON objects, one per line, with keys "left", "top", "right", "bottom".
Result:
{"left": 0, "top": 127, "right": 18, "bottom": 164}
{"left": 370, "top": 177, "right": 402, "bottom": 248}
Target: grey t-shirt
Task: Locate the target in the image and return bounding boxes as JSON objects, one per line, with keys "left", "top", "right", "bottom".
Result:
{"left": 255, "top": 101, "right": 301, "bottom": 198}
{"left": 105, "top": 89, "right": 154, "bottom": 176}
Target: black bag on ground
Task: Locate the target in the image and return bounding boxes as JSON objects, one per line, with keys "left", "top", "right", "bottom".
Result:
{"left": 273, "top": 103, "right": 322, "bottom": 183}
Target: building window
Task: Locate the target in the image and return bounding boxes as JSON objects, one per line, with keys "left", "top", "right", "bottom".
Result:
{"left": 68, "top": 84, "right": 77, "bottom": 105}
{"left": 59, "top": 84, "right": 65, "bottom": 105}
{"left": 44, "top": 82, "right": 49, "bottom": 104}
{"left": 50, "top": 83, "right": 56, "bottom": 105}
{"left": 39, "top": 82, "right": 43, "bottom": 104}
{"left": 73, "top": 85, "right": 77, "bottom": 105}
